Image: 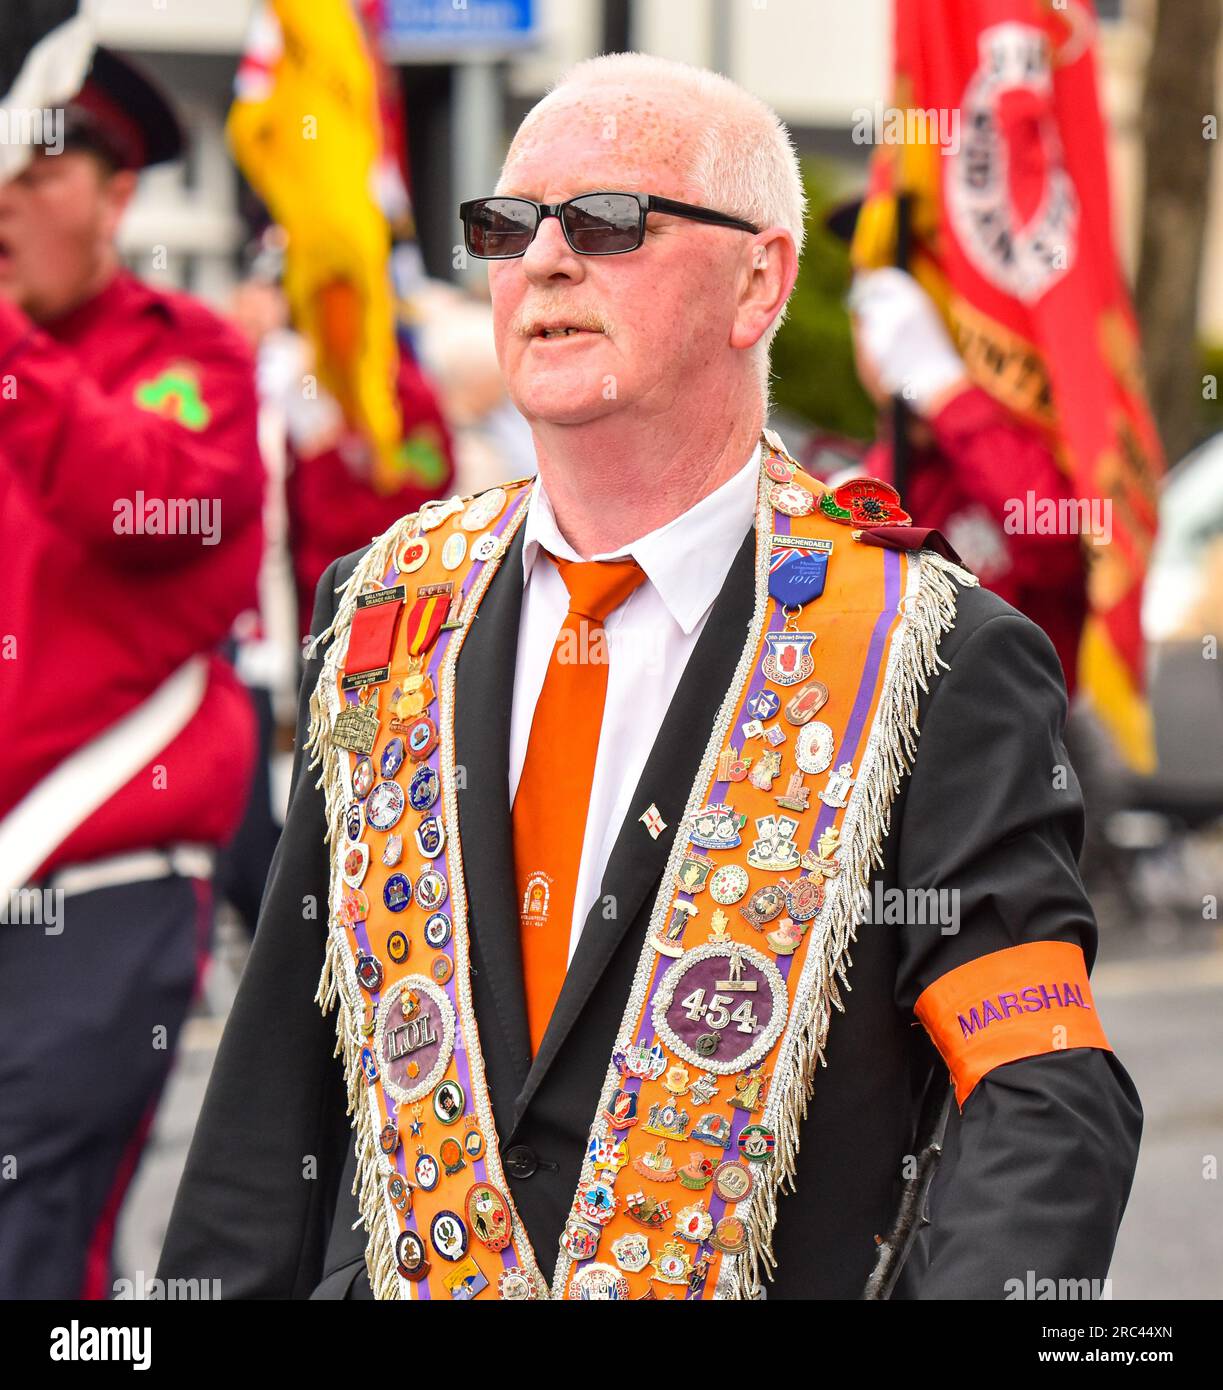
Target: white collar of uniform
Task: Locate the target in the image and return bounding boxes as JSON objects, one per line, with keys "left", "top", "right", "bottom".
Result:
{"left": 520, "top": 441, "right": 760, "bottom": 636}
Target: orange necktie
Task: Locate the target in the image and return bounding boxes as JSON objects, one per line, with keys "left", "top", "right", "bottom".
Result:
{"left": 512, "top": 553, "right": 647, "bottom": 1054}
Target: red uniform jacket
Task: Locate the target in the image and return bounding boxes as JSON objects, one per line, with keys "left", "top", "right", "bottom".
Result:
{"left": 0, "top": 271, "right": 263, "bottom": 877}
{"left": 866, "top": 387, "right": 1086, "bottom": 694}
{"left": 285, "top": 349, "right": 455, "bottom": 638}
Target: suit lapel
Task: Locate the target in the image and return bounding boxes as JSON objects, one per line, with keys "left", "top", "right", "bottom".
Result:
{"left": 455, "top": 521, "right": 533, "bottom": 1092}
{"left": 515, "top": 525, "right": 758, "bottom": 1121}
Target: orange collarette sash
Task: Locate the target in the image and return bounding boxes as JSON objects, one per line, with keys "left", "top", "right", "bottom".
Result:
{"left": 306, "top": 433, "right": 980, "bottom": 1299}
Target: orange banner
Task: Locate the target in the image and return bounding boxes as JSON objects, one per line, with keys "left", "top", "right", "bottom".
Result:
{"left": 853, "top": 0, "right": 1164, "bottom": 770}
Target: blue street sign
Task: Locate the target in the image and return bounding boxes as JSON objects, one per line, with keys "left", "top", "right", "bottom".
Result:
{"left": 386, "top": 0, "right": 537, "bottom": 53}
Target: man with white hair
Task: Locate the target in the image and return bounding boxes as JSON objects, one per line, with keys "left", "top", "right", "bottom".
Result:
{"left": 162, "top": 53, "right": 1140, "bottom": 1301}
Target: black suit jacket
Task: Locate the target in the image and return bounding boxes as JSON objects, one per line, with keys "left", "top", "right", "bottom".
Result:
{"left": 159, "top": 521, "right": 1142, "bottom": 1299}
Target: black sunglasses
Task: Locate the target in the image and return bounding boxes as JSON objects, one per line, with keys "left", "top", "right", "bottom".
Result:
{"left": 459, "top": 190, "right": 760, "bottom": 259}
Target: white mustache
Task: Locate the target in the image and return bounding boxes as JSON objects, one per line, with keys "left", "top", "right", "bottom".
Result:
{"left": 512, "top": 307, "right": 612, "bottom": 337}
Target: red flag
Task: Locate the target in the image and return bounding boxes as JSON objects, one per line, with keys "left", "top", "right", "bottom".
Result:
{"left": 853, "top": 0, "right": 1163, "bottom": 770}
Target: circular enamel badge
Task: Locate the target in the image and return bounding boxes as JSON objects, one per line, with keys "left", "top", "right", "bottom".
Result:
{"left": 395, "top": 1229, "right": 429, "bottom": 1281}
{"left": 713, "top": 1159, "right": 755, "bottom": 1203}
{"left": 461, "top": 486, "right": 507, "bottom": 532}
{"left": 397, "top": 536, "right": 429, "bottom": 573}
{"left": 466, "top": 1183, "right": 512, "bottom": 1251}
{"left": 441, "top": 532, "right": 468, "bottom": 571}
{"left": 471, "top": 531, "right": 503, "bottom": 563}
{"left": 651, "top": 940, "right": 788, "bottom": 1075}
{"left": 741, "top": 883, "right": 785, "bottom": 927}
{"left": 408, "top": 763, "right": 439, "bottom": 812}
{"left": 407, "top": 716, "right": 438, "bottom": 763}
{"left": 424, "top": 911, "right": 452, "bottom": 948}
{"left": 769, "top": 480, "right": 815, "bottom": 517}
{"left": 569, "top": 1263, "right": 630, "bottom": 1301}
{"left": 415, "top": 870, "right": 448, "bottom": 911}
{"left": 711, "top": 1216, "right": 748, "bottom": 1253}
{"left": 383, "top": 874, "right": 412, "bottom": 913}
{"left": 794, "top": 721, "right": 835, "bottom": 774}
{"left": 387, "top": 1172, "right": 410, "bottom": 1213}
{"left": 738, "top": 1124, "right": 777, "bottom": 1164}
{"left": 365, "top": 780, "right": 405, "bottom": 831}
{"left": 386, "top": 929, "right": 410, "bottom": 964}
{"left": 498, "top": 1267, "right": 533, "bottom": 1301}
{"left": 374, "top": 975, "right": 456, "bottom": 1105}
{"left": 433, "top": 1079, "right": 465, "bottom": 1125}
{"left": 431, "top": 954, "right": 453, "bottom": 985}
{"left": 763, "top": 454, "right": 795, "bottom": 483}
{"left": 352, "top": 756, "right": 374, "bottom": 798}
{"left": 708, "top": 864, "right": 750, "bottom": 906}
{"left": 341, "top": 842, "right": 369, "bottom": 888}
{"left": 414, "top": 1151, "right": 440, "bottom": 1190}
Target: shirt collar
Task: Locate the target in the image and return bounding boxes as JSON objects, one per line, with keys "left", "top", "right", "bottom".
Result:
{"left": 521, "top": 441, "right": 761, "bottom": 635}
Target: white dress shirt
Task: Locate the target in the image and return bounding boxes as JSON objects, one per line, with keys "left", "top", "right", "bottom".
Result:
{"left": 509, "top": 443, "right": 760, "bottom": 963}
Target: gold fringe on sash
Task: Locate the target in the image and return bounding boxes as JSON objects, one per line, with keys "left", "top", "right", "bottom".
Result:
{"left": 304, "top": 513, "right": 425, "bottom": 1301}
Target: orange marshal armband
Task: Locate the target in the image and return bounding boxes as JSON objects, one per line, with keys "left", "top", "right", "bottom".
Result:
{"left": 914, "top": 941, "right": 1113, "bottom": 1105}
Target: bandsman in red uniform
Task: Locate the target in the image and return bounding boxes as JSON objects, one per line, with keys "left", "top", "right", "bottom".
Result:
{"left": 845, "top": 262, "right": 1087, "bottom": 695}
{"left": 0, "top": 42, "right": 262, "bottom": 1297}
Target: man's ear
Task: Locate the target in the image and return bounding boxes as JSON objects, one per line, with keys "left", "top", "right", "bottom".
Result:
{"left": 729, "top": 226, "right": 799, "bottom": 353}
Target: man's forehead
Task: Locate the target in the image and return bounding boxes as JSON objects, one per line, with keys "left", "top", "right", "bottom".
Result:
{"left": 498, "top": 91, "right": 702, "bottom": 199}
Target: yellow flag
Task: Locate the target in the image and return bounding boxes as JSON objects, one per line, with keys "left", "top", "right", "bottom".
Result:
{"left": 228, "top": 0, "right": 403, "bottom": 492}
